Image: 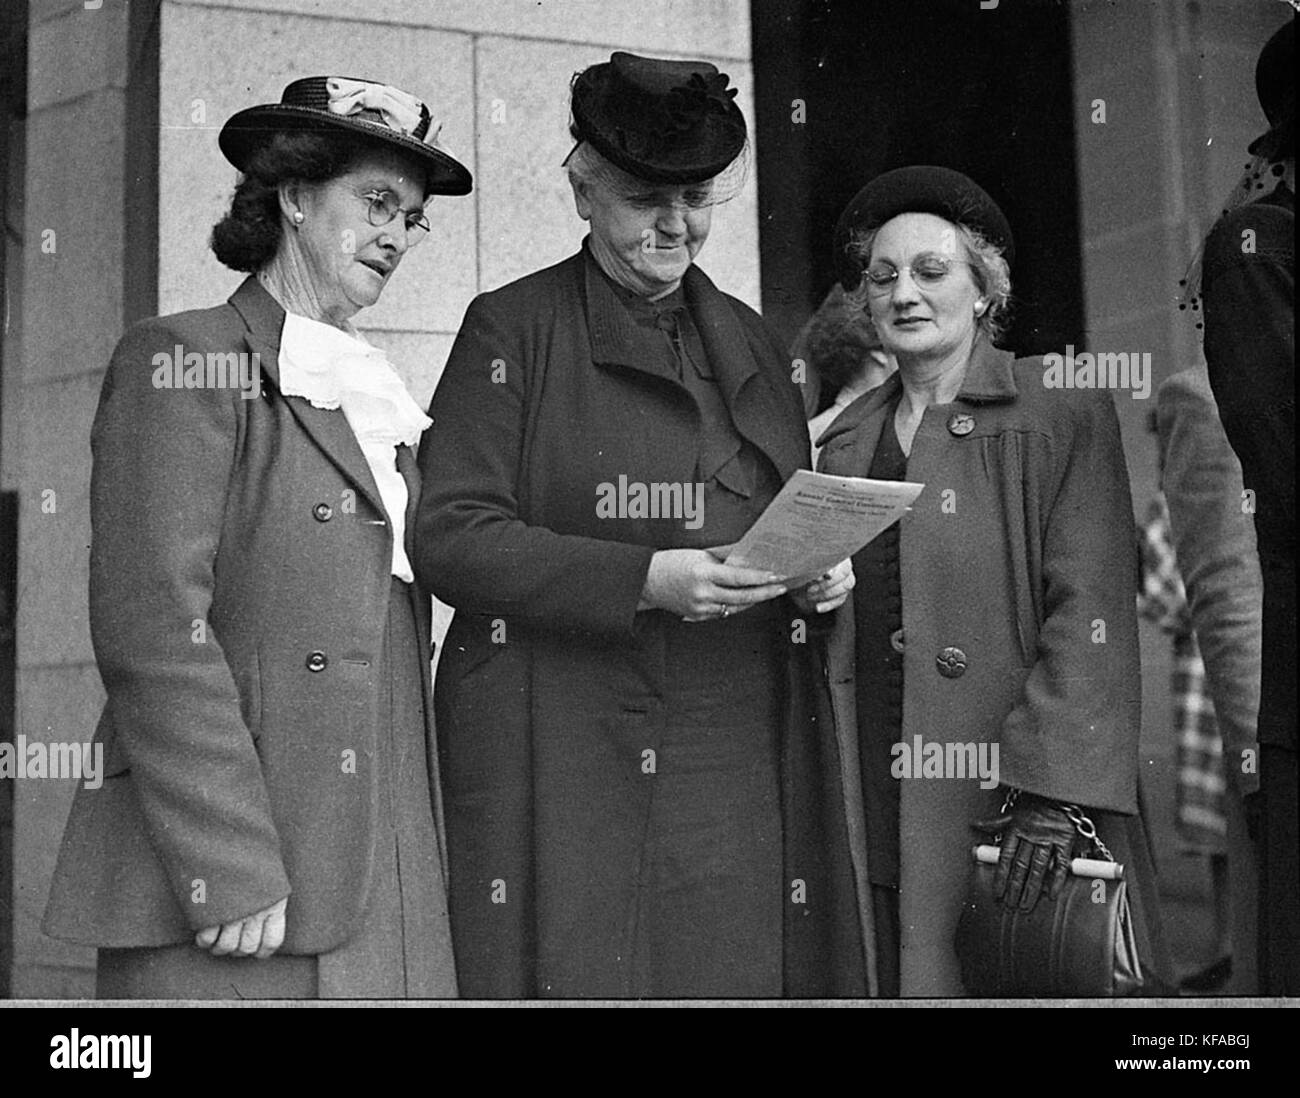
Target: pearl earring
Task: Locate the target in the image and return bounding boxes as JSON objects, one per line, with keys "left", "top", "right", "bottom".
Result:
{"left": 292, "top": 211, "right": 305, "bottom": 224}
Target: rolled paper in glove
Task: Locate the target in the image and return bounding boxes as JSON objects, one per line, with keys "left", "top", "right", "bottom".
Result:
{"left": 972, "top": 843, "right": 1124, "bottom": 880}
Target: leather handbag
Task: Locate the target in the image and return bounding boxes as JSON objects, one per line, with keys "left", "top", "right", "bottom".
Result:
{"left": 954, "top": 793, "right": 1145, "bottom": 997}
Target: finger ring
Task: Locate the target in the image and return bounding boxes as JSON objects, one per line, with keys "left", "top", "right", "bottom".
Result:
{"left": 719, "top": 605, "right": 731, "bottom": 619}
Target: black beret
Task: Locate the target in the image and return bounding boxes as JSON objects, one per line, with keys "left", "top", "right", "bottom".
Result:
{"left": 833, "top": 165, "right": 1014, "bottom": 291}
{"left": 1248, "top": 17, "right": 1294, "bottom": 158}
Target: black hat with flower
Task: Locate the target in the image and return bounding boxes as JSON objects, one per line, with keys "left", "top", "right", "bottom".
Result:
{"left": 569, "top": 52, "right": 746, "bottom": 184}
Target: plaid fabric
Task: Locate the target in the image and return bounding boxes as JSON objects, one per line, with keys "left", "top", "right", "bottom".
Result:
{"left": 1137, "top": 495, "right": 1190, "bottom": 633}
{"left": 1137, "top": 495, "right": 1227, "bottom": 852}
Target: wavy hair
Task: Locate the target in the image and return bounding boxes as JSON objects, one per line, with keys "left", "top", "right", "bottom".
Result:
{"left": 210, "top": 130, "right": 379, "bottom": 273}
{"left": 845, "top": 221, "right": 1013, "bottom": 343}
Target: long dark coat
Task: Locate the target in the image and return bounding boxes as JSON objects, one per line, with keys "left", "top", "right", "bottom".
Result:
{"left": 815, "top": 337, "right": 1172, "bottom": 996}
{"left": 415, "top": 248, "right": 865, "bottom": 997}
{"left": 1201, "top": 183, "right": 1295, "bottom": 753}
{"left": 43, "top": 278, "right": 450, "bottom": 962}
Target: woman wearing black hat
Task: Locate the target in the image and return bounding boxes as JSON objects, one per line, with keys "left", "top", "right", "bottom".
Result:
{"left": 816, "top": 166, "right": 1171, "bottom": 996}
{"left": 1192, "top": 16, "right": 1296, "bottom": 994}
{"left": 414, "top": 52, "right": 860, "bottom": 998}
{"left": 42, "top": 77, "right": 471, "bottom": 998}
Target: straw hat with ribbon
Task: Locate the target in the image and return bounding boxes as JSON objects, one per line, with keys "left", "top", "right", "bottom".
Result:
{"left": 220, "top": 75, "right": 472, "bottom": 195}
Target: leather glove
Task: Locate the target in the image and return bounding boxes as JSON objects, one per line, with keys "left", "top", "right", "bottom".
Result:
{"left": 974, "top": 793, "right": 1083, "bottom": 914}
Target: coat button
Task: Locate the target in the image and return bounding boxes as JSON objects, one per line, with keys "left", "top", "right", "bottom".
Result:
{"left": 889, "top": 627, "right": 906, "bottom": 654}
{"left": 306, "top": 651, "right": 328, "bottom": 672}
{"left": 947, "top": 412, "right": 975, "bottom": 436}
{"left": 936, "top": 646, "right": 967, "bottom": 678}
{"left": 313, "top": 503, "right": 333, "bottom": 522}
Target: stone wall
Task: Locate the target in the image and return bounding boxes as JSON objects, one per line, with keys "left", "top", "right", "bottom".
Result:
{"left": 7, "top": 0, "right": 756, "bottom": 999}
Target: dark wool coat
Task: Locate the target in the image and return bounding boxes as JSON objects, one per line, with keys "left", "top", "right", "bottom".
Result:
{"left": 1201, "top": 183, "right": 1295, "bottom": 752}
{"left": 1201, "top": 181, "right": 1297, "bottom": 994}
{"left": 415, "top": 248, "right": 866, "bottom": 998}
{"left": 43, "top": 278, "right": 449, "bottom": 959}
{"left": 815, "top": 337, "right": 1172, "bottom": 996}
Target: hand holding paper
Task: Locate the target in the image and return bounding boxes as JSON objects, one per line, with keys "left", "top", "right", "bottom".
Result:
{"left": 724, "top": 470, "right": 924, "bottom": 584}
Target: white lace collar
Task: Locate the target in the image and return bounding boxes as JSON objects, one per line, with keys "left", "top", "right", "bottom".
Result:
{"left": 277, "top": 312, "right": 431, "bottom": 448}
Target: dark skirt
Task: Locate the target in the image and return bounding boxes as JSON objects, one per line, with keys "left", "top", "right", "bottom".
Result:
{"left": 97, "top": 579, "right": 456, "bottom": 999}
{"left": 626, "top": 605, "right": 785, "bottom": 998}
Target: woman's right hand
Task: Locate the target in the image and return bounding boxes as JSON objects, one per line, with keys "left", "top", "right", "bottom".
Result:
{"left": 639, "top": 548, "right": 788, "bottom": 622}
{"left": 195, "top": 896, "right": 289, "bottom": 960}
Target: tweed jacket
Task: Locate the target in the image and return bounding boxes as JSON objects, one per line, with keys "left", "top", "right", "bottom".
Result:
{"left": 43, "top": 277, "right": 444, "bottom": 954}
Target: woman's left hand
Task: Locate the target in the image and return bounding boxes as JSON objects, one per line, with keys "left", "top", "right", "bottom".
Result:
{"left": 975, "top": 794, "right": 1083, "bottom": 913}
{"left": 789, "top": 558, "right": 855, "bottom": 614}
{"left": 195, "top": 896, "right": 289, "bottom": 959}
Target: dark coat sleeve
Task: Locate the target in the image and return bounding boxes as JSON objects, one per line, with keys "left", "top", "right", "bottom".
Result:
{"left": 998, "top": 390, "right": 1142, "bottom": 815}
{"left": 90, "top": 317, "right": 290, "bottom": 928}
{"left": 1201, "top": 198, "right": 1296, "bottom": 751}
{"left": 1201, "top": 202, "right": 1296, "bottom": 543}
{"left": 415, "top": 291, "right": 655, "bottom": 638}
{"left": 1157, "top": 373, "right": 1263, "bottom": 794}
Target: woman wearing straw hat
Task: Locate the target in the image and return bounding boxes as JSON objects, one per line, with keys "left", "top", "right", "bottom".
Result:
{"left": 43, "top": 76, "right": 471, "bottom": 998}
{"left": 415, "top": 52, "right": 861, "bottom": 998}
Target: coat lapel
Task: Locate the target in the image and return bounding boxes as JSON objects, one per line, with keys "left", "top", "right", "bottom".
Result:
{"left": 582, "top": 250, "right": 680, "bottom": 385}
{"left": 954, "top": 336, "right": 1019, "bottom": 405}
{"left": 813, "top": 335, "right": 1018, "bottom": 472}
{"left": 683, "top": 264, "right": 808, "bottom": 479}
{"left": 228, "top": 277, "right": 386, "bottom": 518}
{"left": 814, "top": 371, "right": 901, "bottom": 473}
{"left": 581, "top": 245, "right": 807, "bottom": 480}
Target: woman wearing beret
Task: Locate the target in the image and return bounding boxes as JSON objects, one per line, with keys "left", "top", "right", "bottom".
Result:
{"left": 42, "top": 76, "right": 471, "bottom": 998}
{"left": 415, "top": 52, "right": 861, "bottom": 998}
{"left": 815, "top": 166, "right": 1171, "bottom": 996}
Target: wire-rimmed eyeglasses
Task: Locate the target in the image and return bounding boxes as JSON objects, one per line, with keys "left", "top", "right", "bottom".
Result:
{"left": 361, "top": 189, "right": 431, "bottom": 239}
{"left": 863, "top": 256, "right": 975, "bottom": 295}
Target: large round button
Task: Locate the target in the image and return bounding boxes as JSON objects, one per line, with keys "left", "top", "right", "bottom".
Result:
{"left": 313, "top": 503, "right": 333, "bottom": 522}
{"left": 305, "top": 651, "right": 328, "bottom": 672}
{"left": 936, "top": 646, "right": 967, "bottom": 678}
{"left": 889, "top": 628, "right": 906, "bottom": 654}
{"left": 947, "top": 412, "right": 975, "bottom": 437}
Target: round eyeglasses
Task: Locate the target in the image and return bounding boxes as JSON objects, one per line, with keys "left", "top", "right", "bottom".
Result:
{"left": 361, "top": 190, "right": 431, "bottom": 239}
{"left": 863, "top": 256, "right": 974, "bottom": 295}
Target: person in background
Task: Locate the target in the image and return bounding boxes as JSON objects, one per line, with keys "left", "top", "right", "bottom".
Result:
{"left": 43, "top": 76, "right": 471, "bottom": 998}
{"left": 792, "top": 283, "right": 896, "bottom": 465}
{"left": 1192, "top": 16, "right": 1296, "bottom": 994}
{"left": 1138, "top": 384, "right": 1258, "bottom": 992}
{"left": 1153, "top": 370, "right": 1262, "bottom": 995}
{"left": 789, "top": 278, "right": 901, "bottom": 991}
